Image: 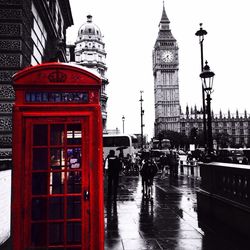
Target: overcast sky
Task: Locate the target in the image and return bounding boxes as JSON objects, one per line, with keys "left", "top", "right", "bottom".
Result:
{"left": 67, "top": 0, "right": 250, "bottom": 139}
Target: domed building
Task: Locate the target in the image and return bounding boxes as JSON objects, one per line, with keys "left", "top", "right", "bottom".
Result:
{"left": 67, "top": 15, "right": 109, "bottom": 130}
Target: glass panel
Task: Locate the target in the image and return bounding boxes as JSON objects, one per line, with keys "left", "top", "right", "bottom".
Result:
{"left": 51, "top": 148, "right": 65, "bottom": 170}
{"left": 32, "top": 198, "right": 47, "bottom": 220}
{"left": 67, "top": 196, "right": 81, "bottom": 219}
{"left": 51, "top": 124, "right": 64, "bottom": 145}
{"left": 67, "top": 124, "right": 81, "bottom": 145}
{"left": 49, "top": 171, "right": 64, "bottom": 194}
{"left": 32, "top": 173, "right": 48, "bottom": 195}
{"left": 33, "top": 148, "right": 48, "bottom": 170}
{"left": 31, "top": 223, "right": 47, "bottom": 246}
{"left": 48, "top": 223, "right": 64, "bottom": 245}
{"left": 49, "top": 197, "right": 64, "bottom": 219}
{"left": 33, "top": 124, "right": 48, "bottom": 146}
{"left": 67, "top": 222, "right": 81, "bottom": 244}
{"left": 67, "top": 171, "right": 81, "bottom": 193}
{"left": 67, "top": 148, "right": 81, "bottom": 170}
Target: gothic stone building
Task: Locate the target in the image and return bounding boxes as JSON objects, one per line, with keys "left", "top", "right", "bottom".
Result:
{"left": 152, "top": 4, "right": 181, "bottom": 136}
{"left": 0, "top": 0, "right": 73, "bottom": 168}
{"left": 181, "top": 107, "right": 250, "bottom": 148}
{"left": 152, "top": 5, "right": 250, "bottom": 147}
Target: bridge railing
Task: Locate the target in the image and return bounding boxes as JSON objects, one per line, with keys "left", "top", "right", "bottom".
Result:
{"left": 199, "top": 162, "right": 250, "bottom": 206}
{"left": 197, "top": 162, "right": 250, "bottom": 238}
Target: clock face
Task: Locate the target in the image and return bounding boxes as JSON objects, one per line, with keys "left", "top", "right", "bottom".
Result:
{"left": 161, "top": 51, "right": 174, "bottom": 62}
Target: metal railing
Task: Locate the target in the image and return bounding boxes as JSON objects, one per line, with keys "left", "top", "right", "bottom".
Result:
{"left": 199, "top": 162, "right": 250, "bottom": 206}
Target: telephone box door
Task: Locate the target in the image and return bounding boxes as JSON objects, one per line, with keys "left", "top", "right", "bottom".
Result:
{"left": 24, "top": 117, "right": 90, "bottom": 249}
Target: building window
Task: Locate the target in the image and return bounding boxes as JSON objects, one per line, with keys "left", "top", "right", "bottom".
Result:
{"left": 31, "top": 3, "right": 47, "bottom": 65}
{"left": 58, "top": 12, "right": 62, "bottom": 38}
{"left": 49, "top": 0, "right": 56, "bottom": 19}
{"left": 87, "top": 53, "right": 93, "bottom": 61}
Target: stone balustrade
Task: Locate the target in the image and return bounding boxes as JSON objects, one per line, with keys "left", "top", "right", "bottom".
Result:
{"left": 197, "top": 162, "right": 250, "bottom": 238}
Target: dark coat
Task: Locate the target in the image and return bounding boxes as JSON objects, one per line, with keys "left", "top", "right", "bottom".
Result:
{"left": 140, "top": 160, "right": 158, "bottom": 181}
{"left": 107, "top": 156, "right": 121, "bottom": 177}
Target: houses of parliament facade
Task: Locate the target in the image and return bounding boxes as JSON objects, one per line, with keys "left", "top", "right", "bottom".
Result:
{"left": 153, "top": 4, "right": 250, "bottom": 147}
{"left": 180, "top": 107, "right": 250, "bottom": 147}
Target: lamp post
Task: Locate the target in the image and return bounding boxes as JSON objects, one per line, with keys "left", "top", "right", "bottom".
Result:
{"left": 139, "top": 91, "right": 144, "bottom": 149}
{"left": 195, "top": 23, "right": 207, "bottom": 148}
{"left": 200, "top": 61, "right": 215, "bottom": 156}
{"left": 122, "top": 115, "right": 125, "bottom": 134}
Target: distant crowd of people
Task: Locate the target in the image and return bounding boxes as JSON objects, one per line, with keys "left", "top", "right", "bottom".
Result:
{"left": 104, "top": 148, "right": 183, "bottom": 201}
{"left": 104, "top": 147, "right": 250, "bottom": 202}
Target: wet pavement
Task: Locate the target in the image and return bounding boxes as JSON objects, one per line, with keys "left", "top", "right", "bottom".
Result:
{"left": 1, "top": 167, "right": 249, "bottom": 249}
{"left": 104, "top": 169, "right": 248, "bottom": 250}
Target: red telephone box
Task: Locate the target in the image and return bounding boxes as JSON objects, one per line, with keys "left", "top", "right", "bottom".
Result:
{"left": 12, "top": 63, "right": 104, "bottom": 250}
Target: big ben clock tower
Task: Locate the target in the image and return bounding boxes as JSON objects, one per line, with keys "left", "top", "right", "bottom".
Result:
{"left": 153, "top": 4, "right": 180, "bottom": 136}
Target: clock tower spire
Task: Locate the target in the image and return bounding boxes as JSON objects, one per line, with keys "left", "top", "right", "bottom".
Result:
{"left": 153, "top": 3, "right": 180, "bottom": 137}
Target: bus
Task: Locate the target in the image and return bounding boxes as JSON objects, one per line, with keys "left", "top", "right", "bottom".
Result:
{"left": 103, "top": 134, "right": 137, "bottom": 160}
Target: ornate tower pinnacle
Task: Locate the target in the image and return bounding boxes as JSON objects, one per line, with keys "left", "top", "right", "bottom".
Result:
{"left": 153, "top": 4, "right": 180, "bottom": 136}
{"left": 74, "top": 15, "right": 109, "bottom": 131}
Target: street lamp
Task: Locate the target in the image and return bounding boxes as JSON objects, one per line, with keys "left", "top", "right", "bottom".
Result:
{"left": 195, "top": 23, "right": 207, "bottom": 148}
{"left": 200, "top": 61, "right": 215, "bottom": 156}
{"left": 122, "top": 115, "right": 125, "bottom": 134}
{"left": 139, "top": 91, "right": 144, "bottom": 149}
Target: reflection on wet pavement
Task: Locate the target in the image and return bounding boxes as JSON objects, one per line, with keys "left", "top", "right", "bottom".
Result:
{"left": 104, "top": 173, "right": 248, "bottom": 250}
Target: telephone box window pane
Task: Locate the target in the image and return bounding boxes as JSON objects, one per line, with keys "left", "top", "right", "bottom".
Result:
{"left": 48, "top": 223, "right": 64, "bottom": 245}
{"left": 51, "top": 124, "right": 64, "bottom": 145}
{"left": 33, "top": 124, "right": 48, "bottom": 146}
{"left": 33, "top": 148, "right": 48, "bottom": 170}
{"left": 67, "top": 172, "right": 81, "bottom": 193}
{"left": 51, "top": 148, "right": 65, "bottom": 170}
{"left": 32, "top": 198, "right": 47, "bottom": 220}
{"left": 67, "top": 148, "right": 81, "bottom": 169}
{"left": 67, "top": 222, "right": 81, "bottom": 244}
{"left": 49, "top": 197, "right": 64, "bottom": 219}
{"left": 49, "top": 172, "right": 64, "bottom": 194}
{"left": 32, "top": 173, "right": 48, "bottom": 195}
{"left": 67, "top": 124, "right": 81, "bottom": 145}
{"left": 67, "top": 196, "right": 81, "bottom": 219}
{"left": 31, "top": 223, "right": 47, "bottom": 246}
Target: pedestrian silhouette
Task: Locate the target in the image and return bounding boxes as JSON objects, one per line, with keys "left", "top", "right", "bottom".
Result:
{"left": 168, "top": 150, "right": 178, "bottom": 178}
{"left": 106, "top": 149, "right": 122, "bottom": 201}
{"left": 140, "top": 155, "right": 158, "bottom": 199}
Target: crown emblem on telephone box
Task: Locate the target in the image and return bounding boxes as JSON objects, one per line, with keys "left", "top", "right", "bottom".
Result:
{"left": 48, "top": 70, "right": 67, "bottom": 82}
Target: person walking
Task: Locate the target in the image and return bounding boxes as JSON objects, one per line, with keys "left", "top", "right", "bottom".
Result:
{"left": 140, "top": 155, "right": 158, "bottom": 199}
{"left": 168, "top": 150, "right": 179, "bottom": 179}
{"left": 160, "top": 153, "right": 168, "bottom": 179}
{"left": 106, "top": 150, "right": 122, "bottom": 201}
